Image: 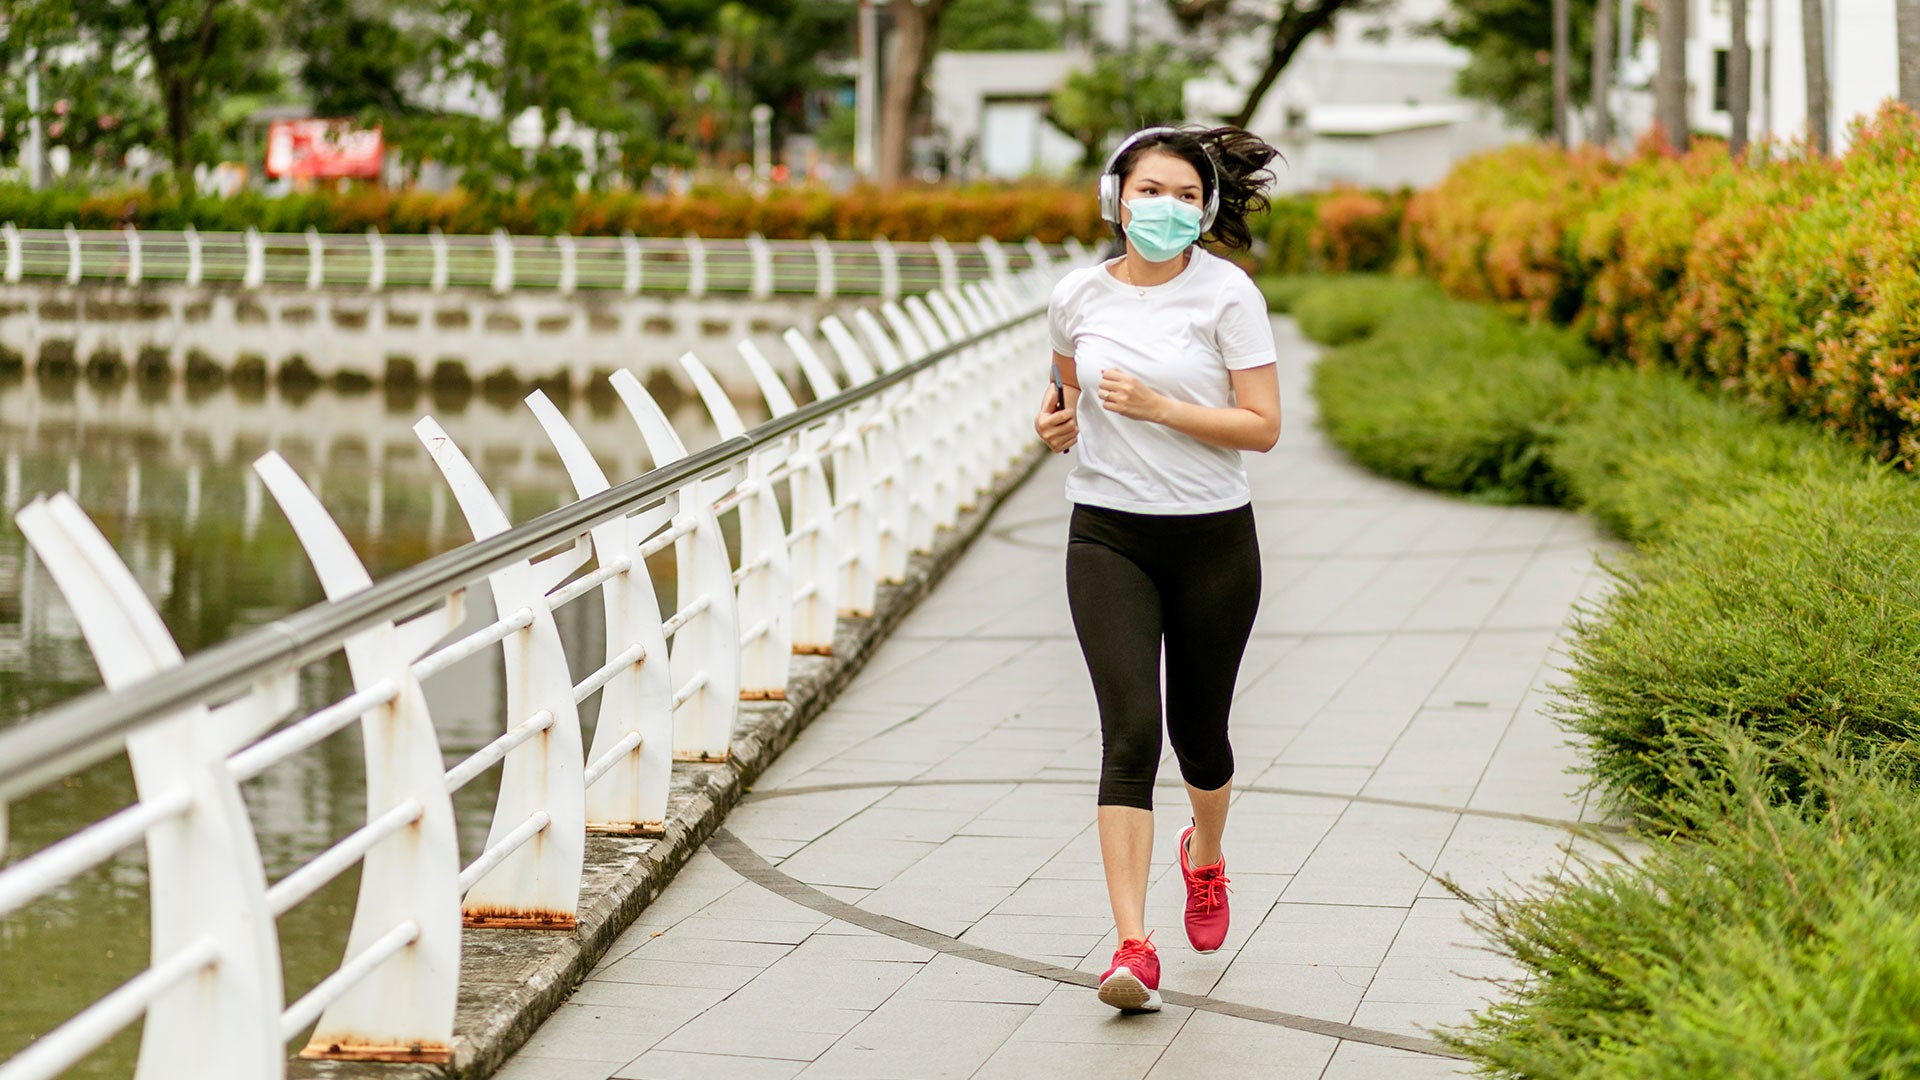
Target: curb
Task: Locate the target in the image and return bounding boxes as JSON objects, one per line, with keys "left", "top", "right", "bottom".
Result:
{"left": 291, "top": 445, "right": 1052, "bottom": 1079}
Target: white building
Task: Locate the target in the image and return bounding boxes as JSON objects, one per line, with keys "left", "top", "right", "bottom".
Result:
{"left": 1679, "top": 0, "right": 1902, "bottom": 151}
{"left": 926, "top": 0, "right": 1527, "bottom": 188}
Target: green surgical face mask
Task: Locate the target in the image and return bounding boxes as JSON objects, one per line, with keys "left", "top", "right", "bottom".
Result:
{"left": 1123, "top": 196, "right": 1204, "bottom": 263}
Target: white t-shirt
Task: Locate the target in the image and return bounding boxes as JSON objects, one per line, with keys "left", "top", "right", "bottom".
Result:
{"left": 1048, "top": 248, "right": 1278, "bottom": 515}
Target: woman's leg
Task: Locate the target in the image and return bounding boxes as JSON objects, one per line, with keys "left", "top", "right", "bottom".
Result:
{"left": 1162, "top": 508, "right": 1262, "bottom": 868}
{"left": 1067, "top": 521, "right": 1165, "bottom": 943}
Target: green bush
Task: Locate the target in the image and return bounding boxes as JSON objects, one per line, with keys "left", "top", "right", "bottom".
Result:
{"left": 1251, "top": 274, "right": 1320, "bottom": 313}
{"left": 1447, "top": 737, "right": 1920, "bottom": 1077}
{"left": 1561, "top": 474, "right": 1920, "bottom": 822}
{"left": 1303, "top": 277, "right": 1577, "bottom": 504}
{"left": 1549, "top": 366, "right": 1863, "bottom": 544}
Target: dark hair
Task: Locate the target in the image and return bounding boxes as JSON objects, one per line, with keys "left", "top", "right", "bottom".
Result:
{"left": 1108, "top": 125, "right": 1282, "bottom": 252}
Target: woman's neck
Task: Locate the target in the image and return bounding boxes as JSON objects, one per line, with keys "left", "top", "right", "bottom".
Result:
{"left": 1115, "top": 246, "right": 1192, "bottom": 289}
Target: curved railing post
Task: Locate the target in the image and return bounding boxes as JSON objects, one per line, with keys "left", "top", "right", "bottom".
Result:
{"left": 746, "top": 232, "right": 773, "bottom": 299}
{"left": 739, "top": 339, "right": 840, "bottom": 651}
{"left": 2, "top": 222, "right": 20, "bottom": 283}
{"left": 490, "top": 229, "right": 514, "bottom": 295}
{"left": 306, "top": 227, "right": 325, "bottom": 290}
{"left": 856, "top": 307, "right": 936, "bottom": 557}
{"left": 780, "top": 327, "right": 879, "bottom": 615}
{"left": 367, "top": 227, "right": 387, "bottom": 292}
{"left": 884, "top": 301, "right": 958, "bottom": 545}
{"left": 124, "top": 225, "right": 142, "bottom": 286}
{"left": 874, "top": 234, "right": 899, "bottom": 301}
{"left": 252, "top": 453, "right": 463, "bottom": 1063}
{"left": 414, "top": 418, "right": 586, "bottom": 928}
{"left": 821, "top": 315, "right": 909, "bottom": 588}
{"left": 684, "top": 233, "right": 707, "bottom": 298}
{"left": 925, "top": 291, "right": 988, "bottom": 510}
{"left": 678, "top": 351, "right": 793, "bottom": 699}
{"left": 16, "top": 494, "right": 284, "bottom": 1080}
{"left": 811, "top": 234, "right": 835, "bottom": 300}
{"left": 523, "top": 392, "right": 677, "bottom": 834}
{"left": 429, "top": 228, "right": 449, "bottom": 292}
{"left": 62, "top": 224, "right": 80, "bottom": 286}
{"left": 555, "top": 233, "right": 577, "bottom": 295}
{"left": 620, "top": 231, "right": 643, "bottom": 295}
{"left": 930, "top": 235, "right": 959, "bottom": 294}
{"left": 609, "top": 370, "right": 740, "bottom": 761}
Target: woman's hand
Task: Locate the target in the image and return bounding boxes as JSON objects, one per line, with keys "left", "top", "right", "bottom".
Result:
{"left": 1036, "top": 383, "right": 1078, "bottom": 452}
{"left": 1097, "top": 368, "right": 1168, "bottom": 423}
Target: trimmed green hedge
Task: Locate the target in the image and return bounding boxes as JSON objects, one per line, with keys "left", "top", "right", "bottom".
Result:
{"left": 1296, "top": 274, "right": 1920, "bottom": 819}
{"left": 1293, "top": 273, "right": 1920, "bottom": 1076}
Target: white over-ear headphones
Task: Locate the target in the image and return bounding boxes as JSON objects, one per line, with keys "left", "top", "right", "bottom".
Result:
{"left": 1098, "top": 126, "right": 1221, "bottom": 234}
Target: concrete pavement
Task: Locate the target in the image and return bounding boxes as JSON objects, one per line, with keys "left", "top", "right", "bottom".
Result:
{"left": 488, "top": 315, "right": 1620, "bottom": 1080}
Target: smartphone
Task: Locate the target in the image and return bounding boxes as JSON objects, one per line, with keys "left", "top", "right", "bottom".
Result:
{"left": 1048, "top": 363, "right": 1068, "bottom": 454}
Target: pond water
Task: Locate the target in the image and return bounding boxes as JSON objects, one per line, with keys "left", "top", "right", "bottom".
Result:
{"left": 0, "top": 368, "right": 768, "bottom": 1075}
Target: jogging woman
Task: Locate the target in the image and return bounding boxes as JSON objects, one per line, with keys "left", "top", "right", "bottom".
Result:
{"left": 1034, "top": 125, "right": 1282, "bottom": 1013}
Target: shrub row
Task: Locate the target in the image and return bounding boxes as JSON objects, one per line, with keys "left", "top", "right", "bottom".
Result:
{"left": 1295, "top": 275, "right": 1917, "bottom": 819}
{"left": 1293, "top": 274, "right": 1920, "bottom": 1076}
{"left": 0, "top": 183, "right": 1108, "bottom": 243}
{"left": 1402, "top": 103, "right": 1920, "bottom": 465}
{"left": 1252, "top": 187, "right": 1407, "bottom": 276}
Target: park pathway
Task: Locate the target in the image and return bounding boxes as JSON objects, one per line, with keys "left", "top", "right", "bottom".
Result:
{"left": 491, "top": 316, "right": 1619, "bottom": 1080}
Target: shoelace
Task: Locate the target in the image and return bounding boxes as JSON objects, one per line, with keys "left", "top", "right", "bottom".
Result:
{"left": 1188, "top": 868, "right": 1233, "bottom": 912}
{"left": 1113, "top": 930, "right": 1156, "bottom": 967}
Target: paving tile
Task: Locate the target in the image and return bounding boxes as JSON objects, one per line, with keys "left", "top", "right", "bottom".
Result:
{"left": 1208, "top": 961, "right": 1374, "bottom": 1023}
{"left": 514, "top": 1002, "right": 679, "bottom": 1062}
{"left": 890, "top": 952, "right": 1057, "bottom": 1005}
{"left": 1319, "top": 1041, "right": 1473, "bottom": 1080}
{"left": 970, "top": 1039, "right": 1169, "bottom": 1080}
{"left": 494, "top": 1057, "right": 622, "bottom": 1080}
{"left": 615, "top": 1050, "right": 806, "bottom": 1080}
{"left": 798, "top": 999, "right": 1030, "bottom": 1079}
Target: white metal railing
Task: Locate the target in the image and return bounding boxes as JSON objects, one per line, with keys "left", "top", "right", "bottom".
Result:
{"left": 0, "top": 224, "right": 1089, "bottom": 301}
{"left": 0, "top": 247, "right": 1070, "bottom": 1079}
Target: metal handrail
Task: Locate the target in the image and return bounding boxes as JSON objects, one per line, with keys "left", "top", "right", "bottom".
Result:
{"left": 0, "top": 293, "right": 1042, "bottom": 803}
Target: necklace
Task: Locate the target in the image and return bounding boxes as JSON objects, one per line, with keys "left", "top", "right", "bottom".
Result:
{"left": 1118, "top": 252, "right": 1189, "bottom": 297}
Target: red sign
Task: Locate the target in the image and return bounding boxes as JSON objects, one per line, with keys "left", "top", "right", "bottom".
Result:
{"left": 265, "top": 119, "right": 384, "bottom": 180}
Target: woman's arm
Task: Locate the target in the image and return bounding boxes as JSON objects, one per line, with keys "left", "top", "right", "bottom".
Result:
{"left": 1035, "top": 351, "right": 1083, "bottom": 452}
{"left": 1096, "top": 364, "right": 1281, "bottom": 452}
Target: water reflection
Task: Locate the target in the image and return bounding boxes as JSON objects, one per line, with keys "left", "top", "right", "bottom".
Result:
{"left": 0, "top": 368, "right": 770, "bottom": 1074}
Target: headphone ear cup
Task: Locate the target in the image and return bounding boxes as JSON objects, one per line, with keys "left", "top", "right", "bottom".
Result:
{"left": 1098, "top": 174, "right": 1118, "bottom": 224}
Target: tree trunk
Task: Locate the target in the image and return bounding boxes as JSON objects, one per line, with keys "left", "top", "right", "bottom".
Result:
{"left": 1591, "top": 0, "right": 1614, "bottom": 146}
{"left": 1730, "top": 0, "right": 1751, "bottom": 155}
{"left": 1801, "top": 0, "right": 1829, "bottom": 153}
{"left": 1655, "top": 0, "right": 1689, "bottom": 151}
{"left": 1553, "top": 0, "right": 1572, "bottom": 146}
{"left": 1897, "top": 0, "right": 1920, "bottom": 112}
{"left": 1228, "top": 0, "right": 1345, "bottom": 130}
{"left": 877, "top": 0, "right": 947, "bottom": 189}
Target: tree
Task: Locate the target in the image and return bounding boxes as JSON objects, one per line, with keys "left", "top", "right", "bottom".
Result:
{"left": 944, "top": 0, "right": 1059, "bottom": 50}
{"left": 1430, "top": 0, "right": 1599, "bottom": 138}
{"left": 1729, "top": 0, "right": 1750, "bottom": 154}
{"left": 1169, "top": 0, "right": 1379, "bottom": 130}
{"left": 877, "top": 0, "right": 951, "bottom": 189}
{"left": 1655, "top": 0, "right": 1687, "bottom": 150}
{"left": 1801, "top": 0, "right": 1828, "bottom": 152}
{"left": 1047, "top": 44, "right": 1207, "bottom": 168}
{"left": 1902, "top": 0, "right": 1920, "bottom": 113}
{"left": 1552, "top": 0, "right": 1571, "bottom": 145}
{"left": 1589, "top": 0, "right": 1613, "bottom": 146}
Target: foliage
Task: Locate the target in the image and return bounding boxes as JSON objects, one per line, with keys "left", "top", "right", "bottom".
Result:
{"left": 1428, "top": 0, "right": 1600, "bottom": 137}
{"left": 1447, "top": 739, "right": 1920, "bottom": 1077}
{"left": 1309, "top": 186, "right": 1404, "bottom": 272}
{"left": 1403, "top": 104, "right": 1920, "bottom": 464}
{"left": 1303, "top": 276, "right": 1576, "bottom": 502}
{"left": 0, "top": 181, "right": 1107, "bottom": 242}
{"left": 943, "top": 0, "right": 1061, "bottom": 50}
{"left": 1046, "top": 44, "right": 1208, "bottom": 170}
{"left": 1293, "top": 274, "right": 1920, "bottom": 822}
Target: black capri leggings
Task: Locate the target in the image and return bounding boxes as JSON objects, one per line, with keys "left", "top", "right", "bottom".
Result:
{"left": 1066, "top": 503, "right": 1262, "bottom": 811}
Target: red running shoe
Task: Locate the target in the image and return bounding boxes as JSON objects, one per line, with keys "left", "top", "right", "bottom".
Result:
{"left": 1097, "top": 933, "right": 1161, "bottom": 1012}
{"left": 1179, "top": 823, "right": 1231, "bottom": 953}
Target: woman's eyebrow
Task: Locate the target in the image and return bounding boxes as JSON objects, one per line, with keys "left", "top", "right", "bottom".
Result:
{"left": 1132, "top": 173, "right": 1203, "bottom": 193}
